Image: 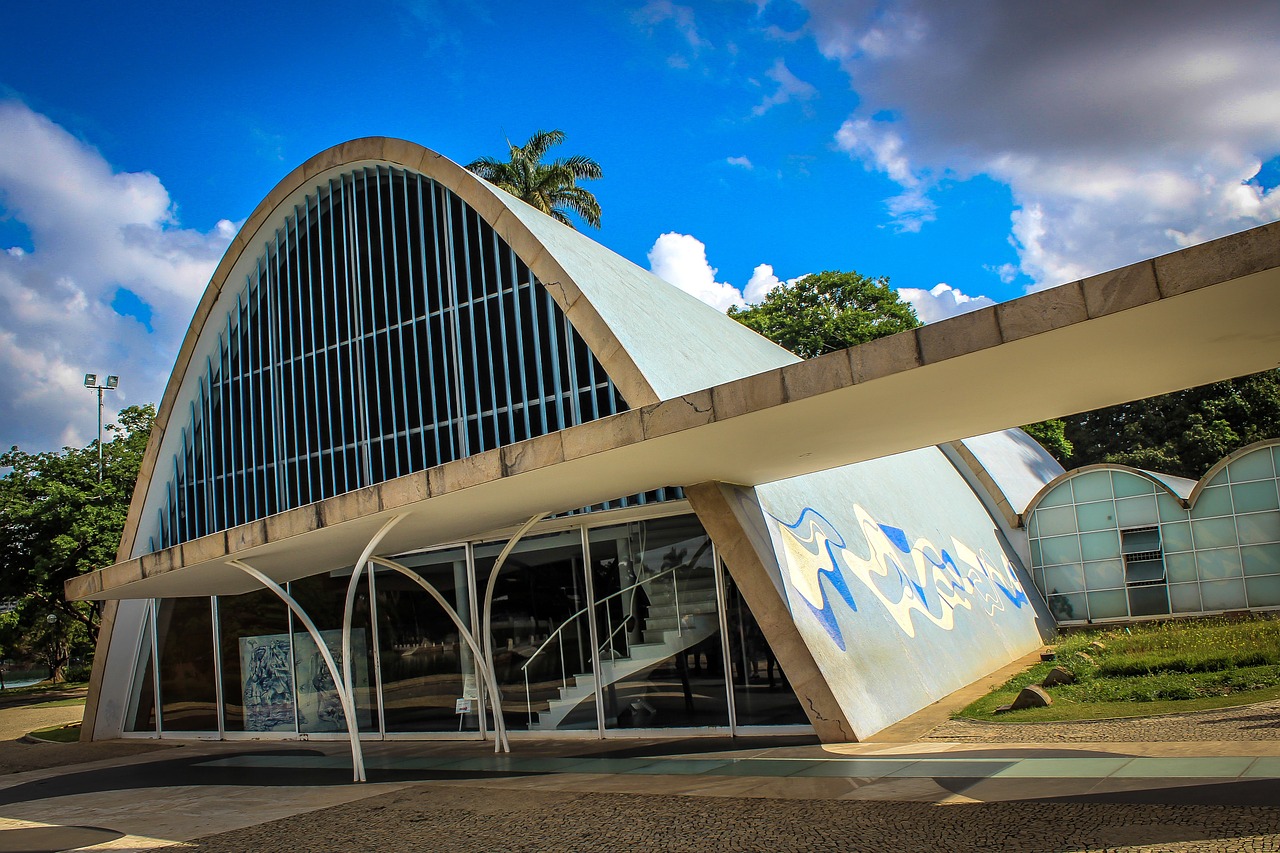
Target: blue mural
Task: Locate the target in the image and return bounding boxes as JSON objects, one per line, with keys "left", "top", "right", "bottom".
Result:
{"left": 769, "top": 504, "right": 1030, "bottom": 649}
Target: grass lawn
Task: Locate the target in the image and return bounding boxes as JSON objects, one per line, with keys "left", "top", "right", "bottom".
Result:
{"left": 956, "top": 616, "right": 1280, "bottom": 723}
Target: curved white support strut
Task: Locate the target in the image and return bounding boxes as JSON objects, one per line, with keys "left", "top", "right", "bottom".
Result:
{"left": 482, "top": 513, "right": 548, "bottom": 753}
{"left": 367, "top": 555, "right": 508, "bottom": 750}
{"left": 227, "top": 559, "right": 367, "bottom": 783}
{"left": 340, "top": 514, "right": 406, "bottom": 751}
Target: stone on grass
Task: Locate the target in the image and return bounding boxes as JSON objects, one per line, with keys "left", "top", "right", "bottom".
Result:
{"left": 1041, "top": 666, "right": 1076, "bottom": 687}
{"left": 1007, "top": 684, "right": 1052, "bottom": 711}
{"left": 1089, "top": 640, "right": 1106, "bottom": 653}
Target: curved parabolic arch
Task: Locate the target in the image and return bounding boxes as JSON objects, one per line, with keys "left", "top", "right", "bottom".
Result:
{"left": 116, "top": 137, "right": 796, "bottom": 564}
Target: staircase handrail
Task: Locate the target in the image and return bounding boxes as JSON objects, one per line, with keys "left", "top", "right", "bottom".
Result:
{"left": 519, "top": 564, "right": 679, "bottom": 674}
{"left": 520, "top": 538, "right": 714, "bottom": 676}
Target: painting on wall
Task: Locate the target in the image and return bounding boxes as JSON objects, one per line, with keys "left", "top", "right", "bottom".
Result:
{"left": 295, "top": 629, "right": 371, "bottom": 732}
{"left": 239, "top": 629, "right": 371, "bottom": 733}
{"left": 239, "top": 633, "right": 295, "bottom": 732}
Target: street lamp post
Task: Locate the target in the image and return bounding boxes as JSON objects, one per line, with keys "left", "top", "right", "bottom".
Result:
{"left": 83, "top": 373, "right": 119, "bottom": 483}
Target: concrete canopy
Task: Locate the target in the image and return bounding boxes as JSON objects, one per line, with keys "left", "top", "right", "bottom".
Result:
{"left": 68, "top": 218, "right": 1280, "bottom": 603}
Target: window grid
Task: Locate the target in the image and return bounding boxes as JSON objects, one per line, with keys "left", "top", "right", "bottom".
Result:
{"left": 158, "top": 167, "right": 672, "bottom": 551}
{"left": 1027, "top": 452, "right": 1280, "bottom": 622}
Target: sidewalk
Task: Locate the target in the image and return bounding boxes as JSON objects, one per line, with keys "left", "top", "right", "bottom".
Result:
{"left": 0, "top": 677, "right": 1278, "bottom": 851}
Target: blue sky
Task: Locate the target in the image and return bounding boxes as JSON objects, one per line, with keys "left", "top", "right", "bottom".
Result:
{"left": 1, "top": 0, "right": 1278, "bottom": 451}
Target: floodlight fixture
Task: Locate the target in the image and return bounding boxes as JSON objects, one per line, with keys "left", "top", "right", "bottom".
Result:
{"left": 83, "top": 371, "right": 121, "bottom": 482}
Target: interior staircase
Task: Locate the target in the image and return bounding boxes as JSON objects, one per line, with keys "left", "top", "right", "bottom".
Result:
{"left": 528, "top": 571, "right": 719, "bottom": 731}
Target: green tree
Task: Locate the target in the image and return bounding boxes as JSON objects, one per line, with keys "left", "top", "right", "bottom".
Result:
{"left": 1061, "top": 370, "right": 1280, "bottom": 479}
{"left": 1020, "top": 419, "right": 1074, "bottom": 462}
{"left": 0, "top": 404, "right": 154, "bottom": 680}
{"left": 727, "top": 269, "right": 921, "bottom": 358}
{"left": 466, "top": 129, "right": 603, "bottom": 229}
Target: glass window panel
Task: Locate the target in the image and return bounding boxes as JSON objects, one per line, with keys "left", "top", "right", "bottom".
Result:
{"left": 1274, "top": 446, "right": 1280, "bottom": 474}
{"left": 1043, "top": 563, "right": 1085, "bottom": 594}
{"left": 1169, "top": 582, "right": 1202, "bottom": 614}
{"left": 1228, "top": 449, "right": 1275, "bottom": 483}
{"left": 1039, "top": 535, "right": 1081, "bottom": 566}
{"left": 219, "top": 589, "right": 292, "bottom": 733}
{"left": 1231, "top": 480, "right": 1280, "bottom": 514}
{"left": 125, "top": 607, "right": 157, "bottom": 734}
{"left": 1158, "top": 493, "right": 1189, "bottom": 522}
{"left": 156, "top": 597, "right": 218, "bottom": 732}
{"left": 1029, "top": 538, "right": 1043, "bottom": 568}
{"left": 1083, "top": 559, "right": 1124, "bottom": 590}
{"left": 1120, "top": 527, "right": 1161, "bottom": 554}
{"left": 599, "top": 515, "right": 729, "bottom": 730}
{"left": 1237, "top": 511, "right": 1280, "bottom": 545}
{"left": 375, "top": 546, "right": 476, "bottom": 734}
{"left": 723, "top": 570, "right": 808, "bottom": 727}
{"left": 476, "top": 529, "right": 599, "bottom": 733}
{"left": 1192, "top": 486, "right": 1234, "bottom": 519}
{"left": 1192, "top": 517, "right": 1237, "bottom": 549}
{"left": 289, "top": 572, "right": 378, "bottom": 734}
{"left": 1112, "top": 473, "right": 1156, "bottom": 498}
{"left": 1034, "top": 505, "right": 1077, "bottom": 537}
{"left": 1035, "top": 484, "right": 1074, "bottom": 508}
{"left": 1115, "top": 496, "right": 1158, "bottom": 528}
{"left": 1071, "top": 471, "right": 1115, "bottom": 503}
{"left": 1047, "top": 592, "right": 1086, "bottom": 622}
{"left": 1080, "top": 530, "right": 1121, "bottom": 562}
{"left": 1162, "top": 521, "right": 1193, "bottom": 553}
{"left": 1076, "top": 501, "right": 1118, "bottom": 533}
{"left": 1242, "top": 544, "right": 1280, "bottom": 578}
{"left": 1033, "top": 567, "right": 1045, "bottom": 594}
{"left": 1196, "top": 548, "right": 1243, "bottom": 580}
{"left": 1165, "top": 552, "right": 1199, "bottom": 584}
{"left": 1087, "top": 589, "right": 1129, "bottom": 619}
{"left": 1200, "top": 579, "right": 1246, "bottom": 611}
{"left": 1246, "top": 575, "right": 1280, "bottom": 608}
{"left": 1027, "top": 513, "right": 1039, "bottom": 539}
{"left": 1127, "top": 585, "right": 1170, "bottom": 617}
{"left": 1124, "top": 558, "right": 1166, "bottom": 584}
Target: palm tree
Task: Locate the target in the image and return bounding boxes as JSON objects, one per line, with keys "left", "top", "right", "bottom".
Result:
{"left": 466, "top": 130, "right": 603, "bottom": 229}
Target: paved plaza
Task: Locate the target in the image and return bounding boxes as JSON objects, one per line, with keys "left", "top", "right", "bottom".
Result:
{"left": 0, "top": 687, "right": 1278, "bottom": 851}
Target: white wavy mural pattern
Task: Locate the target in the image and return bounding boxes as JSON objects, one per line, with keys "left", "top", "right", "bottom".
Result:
{"left": 770, "top": 505, "right": 1030, "bottom": 650}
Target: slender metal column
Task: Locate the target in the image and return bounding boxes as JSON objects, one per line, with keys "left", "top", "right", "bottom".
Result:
{"left": 481, "top": 512, "right": 547, "bottom": 753}
{"left": 227, "top": 559, "right": 366, "bottom": 783}
{"left": 368, "top": 555, "right": 507, "bottom": 751}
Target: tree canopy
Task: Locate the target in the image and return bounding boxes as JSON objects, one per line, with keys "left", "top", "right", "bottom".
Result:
{"left": 1058, "top": 369, "right": 1280, "bottom": 479}
{"left": 466, "top": 129, "right": 603, "bottom": 229}
{"left": 0, "top": 404, "right": 154, "bottom": 679}
{"left": 726, "top": 269, "right": 921, "bottom": 358}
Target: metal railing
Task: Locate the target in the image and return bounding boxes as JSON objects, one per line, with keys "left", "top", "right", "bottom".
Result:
{"left": 518, "top": 539, "right": 713, "bottom": 727}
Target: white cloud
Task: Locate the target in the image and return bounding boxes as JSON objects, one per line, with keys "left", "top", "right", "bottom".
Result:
{"left": 726, "top": 155, "right": 754, "bottom": 170}
{"left": 634, "top": 1, "right": 708, "bottom": 50}
{"left": 645, "top": 235, "right": 808, "bottom": 312}
{"left": 752, "top": 58, "right": 818, "bottom": 116}
{"left": 0, "top": 101, "right": 234, "bottom": 451}
{"left": 897, "top": 282, "right": 995, "bottom": 324}
{"left": 647, "top": 232, "right": 747, "bottom": 311}
{"left": 808, "top": 0, "right": 1280, "bottom": 288}
{"left": 743, "top": 263, "right": 808, "bottom": 303}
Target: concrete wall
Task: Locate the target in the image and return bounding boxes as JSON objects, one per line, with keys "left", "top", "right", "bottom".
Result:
{"left": 722, "top": 446, "right": 1048, "bottom": 739}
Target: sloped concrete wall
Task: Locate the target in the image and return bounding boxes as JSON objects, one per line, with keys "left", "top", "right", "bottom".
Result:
{"left": 709, "top": 446, "right": 1048, "bottom": 740}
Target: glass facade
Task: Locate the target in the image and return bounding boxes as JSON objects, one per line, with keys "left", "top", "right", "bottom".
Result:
{"left": 151, "top": 165, "right": 671, "bottom": 553}
{"left": 1026, "top": 443, "right": 1280, "bottom": 622}
{"left": 124, "top": 511, "right": 810, "bottom": 739}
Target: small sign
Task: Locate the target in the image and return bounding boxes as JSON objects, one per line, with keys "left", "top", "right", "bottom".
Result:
{"left": 462, "top": 675, "right": 479, "bottom": 701}
{"left": 455, "top": 698, "right": 474, "bottom": 715}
